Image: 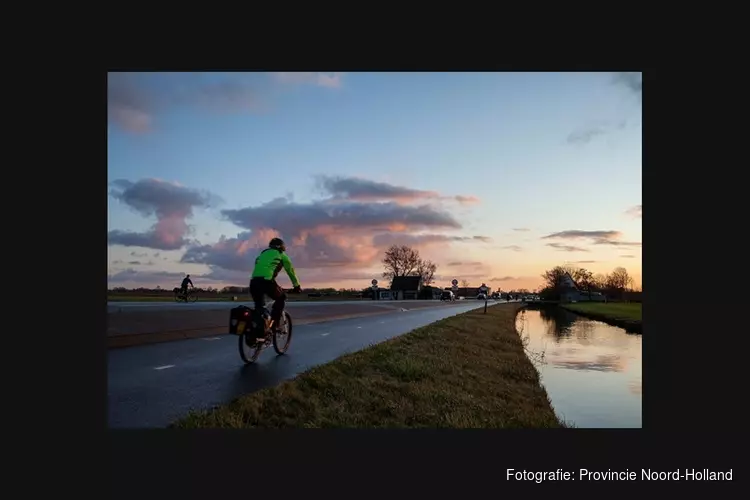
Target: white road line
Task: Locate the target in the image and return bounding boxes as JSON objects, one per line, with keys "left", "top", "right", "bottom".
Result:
{"left": 321, "top": 333, "right": 330, "bottom": 337}
{"left": 202, "top": 337, "right": 222, "bottom": 341}
{"left": 356, "top": 326, "right": 362, "bottom": 329}
{"left": 153, "top": 365, "right": 175, "bottom": 370}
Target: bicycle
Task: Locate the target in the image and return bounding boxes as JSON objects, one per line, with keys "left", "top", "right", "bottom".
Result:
{"left": 229, "top": 293, "right": 294, "bottom": 364}
{"left": 173, "top": 287, "right": 198, "bottom": 303}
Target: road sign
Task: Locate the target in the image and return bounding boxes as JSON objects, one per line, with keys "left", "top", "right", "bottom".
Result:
{"left": 371, "top": 279, "right": 378, "bottom": 286}
{"left": 452, "top": 279, "right": 458, "bottom": 286}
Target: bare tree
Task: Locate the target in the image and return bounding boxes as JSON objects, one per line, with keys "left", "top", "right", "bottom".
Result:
{"left": 592, "top": 273, "right": 608, "bottom": 292}
{"left": 574, "top": 268, "right": 594, "bottom": 299}
{"left": 541, "top": 266, "right": 575, "bottom": 290}
{"left": 606, "top": 267, "right": 633, "bottom": 295}
{"left": 381, "top": 245, "right": 439, "bottom": 287}
{"left": 415, "top": 259, "right": 437, "bottom": 286}
{"left": 461, "top": 279, "right": 469, "bottom": 288}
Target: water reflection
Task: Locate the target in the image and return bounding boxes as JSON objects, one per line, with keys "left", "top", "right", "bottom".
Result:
{"left": 516, "top": 306, "right": 642, "bottom": 428}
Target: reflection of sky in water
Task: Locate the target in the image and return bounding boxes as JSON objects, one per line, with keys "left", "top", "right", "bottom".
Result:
{"left": 517, "top": 308, "right": 642, "bottom": 428}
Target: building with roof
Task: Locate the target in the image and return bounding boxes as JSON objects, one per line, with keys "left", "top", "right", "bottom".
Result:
{"left": 390, "top": 276, "right": 423, "bottom": 300}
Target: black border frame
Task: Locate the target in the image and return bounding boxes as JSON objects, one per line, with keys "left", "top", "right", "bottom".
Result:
{"left": 24, "top": 66, "right": 740, "bottom": 496}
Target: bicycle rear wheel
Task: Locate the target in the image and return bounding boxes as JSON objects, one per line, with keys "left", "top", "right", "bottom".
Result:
{"left": 273, "top": 311, "right": 293, "bottom": 355}
{"left": 174, "top": 291, "right": 183, "bottom": 302}
{"left": 238, "top": 332, "right": 264, "bottom": 364}
{"left": 188, "top": 292, "right": 198, "bottom": 303}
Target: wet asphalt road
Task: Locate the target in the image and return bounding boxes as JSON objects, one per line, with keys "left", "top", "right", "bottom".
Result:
{"left": 107, "top": 299, "right": 446, "bottom": 313}
{"left": 108, "top": 300, "right": 501, "bottom": 428}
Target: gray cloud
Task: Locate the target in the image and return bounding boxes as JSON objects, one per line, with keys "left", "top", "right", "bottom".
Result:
{"left": 490, "top": 276, "right": 517, "bottom": 282}
{"left": 500, "top": 245, "right": 523, "bottom": 252}
{"left": 543, "top": 230, "right": 620, "bottom": 240}
{"left": 573, "top": 260, "right": 597, "bottom": 264}
{"left": 108, "top": 73, "right": 266, "bottom": 133}
{"left": 547, "top": 243, "right": 589, "bottom": 252}
{"left": 512, "top": 228, "right": 530, "bottom": 232}
{"left": 447, "top": 261, "right": 483, "bottom": 267}
{"left": 316, "top": 175, "right": 479, "bottom": 205}
{"left": 625, "top": 204, "right": 642, "bottom": 218}
{"left": 272, "top": 72, "right": 344, "bottom": 88}
{"left": 613, "top": 72, "right": 642, "bottom": 96}
{"left": 567, "top": 126, "right": 607, "bottom": 144}
{"left": 621, "top": 254, "right": 635, "bottom": 258}
{"left": 567, "top": 120, "right": 628, "bottom": 145}
{"left": 542, "top": 229, "right": 641, "bottom": 248}
{"left": 107, "top": 73, "right": 153, "bottom": 133}
{"left": 222, "top": 197, "right": 461, "bottom": 236}
{"left": 108, "top": 178, "right": 219, "bottom": 251}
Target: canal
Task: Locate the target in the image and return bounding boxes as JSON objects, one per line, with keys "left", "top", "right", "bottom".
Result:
{"left": 515, "top": 306, "right": 642, "bottom": 428}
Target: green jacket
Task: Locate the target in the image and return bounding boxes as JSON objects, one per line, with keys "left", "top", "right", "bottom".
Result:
{"left": 251, "top": 248, "right": 300, "bottom": 288}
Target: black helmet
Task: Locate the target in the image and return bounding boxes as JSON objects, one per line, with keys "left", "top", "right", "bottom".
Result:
{"left": 269, "top": 237, "right": 286, "bottom": 252}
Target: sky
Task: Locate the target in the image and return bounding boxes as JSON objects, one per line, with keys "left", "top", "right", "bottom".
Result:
{"left": 107, "top": 72, "right": 642, "bottom": 292}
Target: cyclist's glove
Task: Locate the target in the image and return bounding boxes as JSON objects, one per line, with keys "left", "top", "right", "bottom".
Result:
{"left": 292, "top": 285, "right": 302, "bottom": 293}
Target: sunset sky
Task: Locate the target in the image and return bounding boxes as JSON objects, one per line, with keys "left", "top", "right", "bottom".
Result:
{"left": 107, "top": 72, "right": 642, "bottom": 292}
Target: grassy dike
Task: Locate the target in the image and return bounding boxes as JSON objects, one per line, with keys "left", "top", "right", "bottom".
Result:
{"left": 562, "top": 303, "right": 642, "bottom": 334}
{"left": 172, "top": 303, "right": 564, "bottom": 428}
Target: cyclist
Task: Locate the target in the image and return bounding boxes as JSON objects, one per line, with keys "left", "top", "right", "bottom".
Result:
{"left": 250, "top": 237, "right": 301, "bottom": 342}
{"left": 180, "top": 274, "right": 193, "bottom": 298}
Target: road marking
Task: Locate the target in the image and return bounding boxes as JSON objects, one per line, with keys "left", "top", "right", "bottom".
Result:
{"left": 356, "top": 326, "right": 362, "bottom": 329}
{"left": 380, "top": 321, "right": 385, "bottom": 324}
{"left": 153, "top": 365, "right": 175, "bottom": 370}
{"left": 202, "top": 337, "right": 222, "bottom": 341}
{"left": 321, "top": 333, "right": 330, "bottom": 337}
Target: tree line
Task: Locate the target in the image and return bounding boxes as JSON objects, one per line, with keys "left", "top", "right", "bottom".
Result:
{"left": 539, "top": 265, "right": 640, "bottom": 301}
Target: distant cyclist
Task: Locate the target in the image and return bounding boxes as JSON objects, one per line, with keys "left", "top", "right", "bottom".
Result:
{"left": 250, "top": 238, "right": 301, "bottom": 341}
{"left": 180, "top": 274, "right": 193, "bottom": 298}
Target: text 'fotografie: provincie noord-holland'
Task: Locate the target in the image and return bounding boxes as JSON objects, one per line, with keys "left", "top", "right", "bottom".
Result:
{"left": 506, "top": 469, "right": 733, "bottom": 482}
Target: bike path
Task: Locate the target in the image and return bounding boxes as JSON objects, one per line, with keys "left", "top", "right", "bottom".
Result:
{"left": 108, "top": 301, "right": 503, "bottom": 428}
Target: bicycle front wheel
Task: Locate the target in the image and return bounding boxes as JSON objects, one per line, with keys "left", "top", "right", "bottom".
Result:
{"left": 273, "top": 311, "right": 293, "bottom": 355}
{"left": 188, "top": 292, "right": 198, "bottom": 303}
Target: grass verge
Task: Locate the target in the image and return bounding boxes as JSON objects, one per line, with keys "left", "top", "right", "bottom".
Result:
{"left": 562, "top": 303, "right": 642, "bottom": 333}
{"left": 172, "top": 304, "right": 564, "bottom": 428}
